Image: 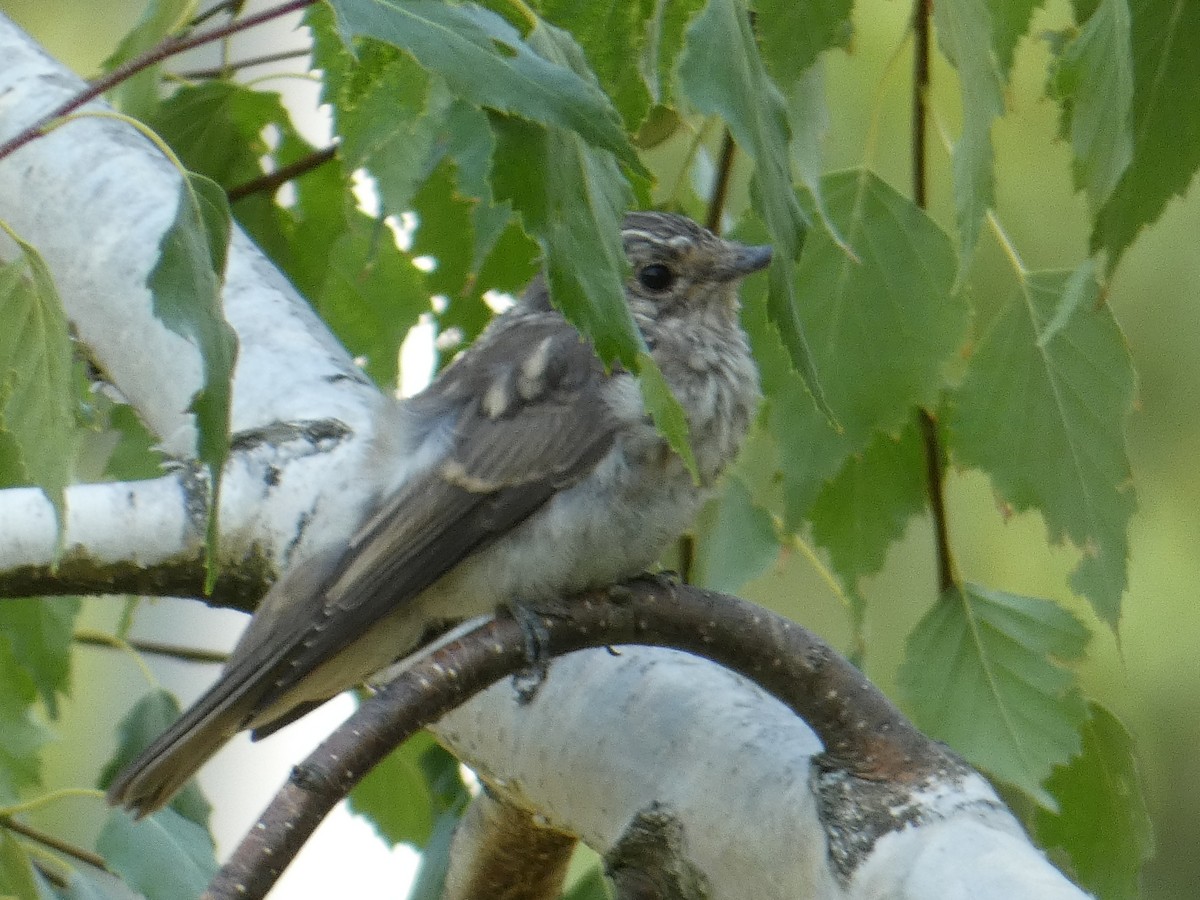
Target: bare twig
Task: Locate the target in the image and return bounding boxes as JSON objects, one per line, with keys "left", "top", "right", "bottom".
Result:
{"left": 203, "top": 578, "right": 953, "bottom": 900}
{"left": 1, "top": 816, "right": 109, "bottom": 872}
{"left": 911, "top": 0, "right": 956, "bottom": 594}
{"left": 74, "top": 629, "right": 229, "bottom": 665}
{"left": 0, "top": 0, "right": 318, "bottom": 163}
{"left": 227, "top": 145, "right": 338, "bottom": 202}
{"left": 177, "top": 48, "right": 311, "bottom": 80}
{"left": 704, "top": 130, "right": 737, "bottom": 233}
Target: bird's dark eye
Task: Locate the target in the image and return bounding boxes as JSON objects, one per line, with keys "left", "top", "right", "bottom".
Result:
{"left": 637, "top": 263, "right": 675, "bottom": 292}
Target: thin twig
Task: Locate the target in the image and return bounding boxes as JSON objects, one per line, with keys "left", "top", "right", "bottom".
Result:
{"left": 911, "top": 0, "right": 956, "bottom": 594}
{"left": 676, "top": 129, "right": 741, "bottom": 582}
{"left": 704, "top": 130, "right": 737, "bottom": 233}
{"left": 227, "top": 144, "right": 338, "bottom": 202}
{"left": 177, "top": 48, "right": 311, "bottom": 80}
{"left": 74, "top": 629, "right": 229, "bottom": 665}
{"left": 1, "top": 816, "right": 109, "bottom": 872}
{"left": 0, "top": 0, "right": 318, "bottom": 163}
{"left": 911, "top": 0, "right": 931, "bottom": 210}
{"left": 191, "top": 1, "right": 247, "bottom": 30}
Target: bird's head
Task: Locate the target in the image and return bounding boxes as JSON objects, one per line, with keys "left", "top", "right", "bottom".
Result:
{"left": 621, "top": 211, "right": 772, "bottom": 325}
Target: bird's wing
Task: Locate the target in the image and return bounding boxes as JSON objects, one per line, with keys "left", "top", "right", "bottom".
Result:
{"left": 240, "top": 313, "right": 626, "bottom": 721}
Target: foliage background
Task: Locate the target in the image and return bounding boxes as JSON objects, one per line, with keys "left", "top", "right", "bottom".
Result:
{"left": 0, "top": 0, "right": 1197, "bottom": 897}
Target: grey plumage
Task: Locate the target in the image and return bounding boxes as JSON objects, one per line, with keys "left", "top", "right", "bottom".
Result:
{"left": 107, "top": 212, "right": 770, "bottom": 815}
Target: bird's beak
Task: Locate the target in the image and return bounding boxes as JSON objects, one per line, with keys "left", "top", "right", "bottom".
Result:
{"left": 719, "top": 244, "right": 773, "bottom": 281}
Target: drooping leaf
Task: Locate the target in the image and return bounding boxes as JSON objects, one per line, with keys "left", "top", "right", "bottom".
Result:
{"left": 0, "top": 596, "right": 81, "bottom": 717}
{"left": 932, "top": 0, "right": 1005, "bottom": 274}
{"left": 0, "top": 829, "right": 39, "bottom": 900}
{"left": 489, "top": 112, "right": 643, "bottom": 367}
{"left": 810, "top": 419, "right": 927, "bottom": 590}
{"left": 1049, "top": 0, "right": 1134, "bottom": 209}
{"left": 947, "top": 261, "right": 1135, "bottom": 627}
{"left": 0, "top": 236, "right": 75, "bottom": 528}
{"left": 97, "top": 808, "right": 217, "bottom": 900}
{"left": 988, "top": 0, "right": 1041, "bottom": 77}
{"left": 540, "top": 0, "right": 657, "bottom": 128}
{"left": 347, "top": 731, "right": 467, "bottom": 848}
{"left": 0, "top": 630, "right": 46, "bottom": 804}
{"left": 745, "top": 172, "right": 963, "bottom": 528}
{"left": 327, "top": 0, "right": 641, "bottom": 169}
{"left": 692, "top": 474, "right": 779, "bottom": 592}
{"left": 898, "top": 583, "right": 1089, "bottom": 807}
{"left": 637, "top": 352, "right": 699, "bottom": 482}
{"left": 97, "top": 690, "right": 212, "bottom": 830}
{"left": 752, "top": 0, "right": 853, "bottom": 83}
{"left": 678, "top": 0, "right": 824, "bottom": 409}
{"left": 148, "top": 82, "right": 292, "bottom": 189}
{"left": 324, "top": 41, "right": 441, "bottom": 217}
{"left": 1035, "top": 702, "right": 1153, "bottom": 900}
{"left": 405, "top": 807, "right": 463, "bottom": 900}
{"left": 149, "top": 173, "right": 237, "bottom": 583}
{"left": 101, "top": 0, "right": 196, "bottom": 118}
{"left": 313, "top": 214, "right": 431, "bottom": 390}
{"left": 641, "top": 0, "right": 705, "bottom": 107}
{"left": 1093, "top": 0, "right": 1200, "bottom": 271}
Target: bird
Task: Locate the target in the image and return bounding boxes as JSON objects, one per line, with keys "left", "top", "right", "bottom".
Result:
{"left": 107, "top": 211, "right": 771, "bottom": 816}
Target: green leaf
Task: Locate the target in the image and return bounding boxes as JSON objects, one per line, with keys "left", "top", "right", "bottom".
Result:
{"left": 313, "top": 214, "right": 430, "bottom": 390}
{"left": 752, "top": 0, "right": 853, "bottom": 82}
{"left": 0, "top": 597, "right": 81, "bottom": 718}
{"left": 933, "top": 0, "right": 1005, "bottom": 274}
{"left": 1049, "top": 0, "right": 1134, "bottom": 210}
{"left": 102, "top": 404, "right": 166, "bottom": 482}
{"left": 1035, "top": 702, "right": 1153, "bottom": 900}
{"left": 405, "top": 807, "right": 462, "bottom": 900}
{"left": 0, "top": 829, "right": 39, "bottom": 900}
{"left": 946, "top": 262, "right": 1135, "bottom": 626}
{"left": 540, "top": 0, "right": 656, "bottom": 128}
{"left": 637, "top": 352, "right": 698, "bottom": 482}
{"left": 148, "top": 83, "right": 292, "bottom": 189}
{"left": 636, "top": 0, "right": 703, "bottom": 109}
{"left": 347, "top": 731, "right": 466, "bottom": 848}
{"left": 988, "top": 0, "right": 1040, "bottom": 77}
{"left": 328, "top": 0, "right": 640, "bottom": 170}
{"left": 899, "top": 584, "right": 1089, "bottom": 807}
{"left": 330, "top": 42, "right": 442, "bottom": 216}
{"left": 97, "top": 808, "right": 217, "bottom": 900}
{"left": 149, "top": 173, "right": 237, "bottom": 580}
{"left": 97, "top": 690, "right": 212, "bottom": 829}
{"left": 810, "top": 420, "right": 927, "bottom": 589}
{"left": 692, "top": 474, "right": 779, "bottom": 592}
{"left": 489, "top": 112, "right": 644, "bottom": 368}
{"left": 678, "top": 0, "right": 824, "bottom": 408}
{"left": 0, "top": 236, "right": 76, "bottom": 528}
{"left": 1093, "top": 0, "right": 1200, "bottom": 271}
{"left": 101, "top": 0, "right": 197, "bottom": 119}
{"left": 563, "top": 865, "right": 614, "bottom": 900}
{"left": 0, "top": 632, "right": 47, "bottom": 804}
{"left": 747, "top": 172, "right": 962, "bottom": 527}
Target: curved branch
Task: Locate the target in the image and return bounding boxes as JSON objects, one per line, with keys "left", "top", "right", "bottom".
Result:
{"left": 204, "top": 578, "right": 958, "bottom": 900}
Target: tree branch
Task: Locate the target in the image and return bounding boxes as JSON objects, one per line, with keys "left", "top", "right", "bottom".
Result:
{"left": 204, "top": 578, "right": 964, "bottom": 900}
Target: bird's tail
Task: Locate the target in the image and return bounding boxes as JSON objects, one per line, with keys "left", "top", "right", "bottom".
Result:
{"left": 104, "top": 650, "right": 277, "bottom": 817}
{"left": 107, "top": 547, "right": 349, "bottom": 816}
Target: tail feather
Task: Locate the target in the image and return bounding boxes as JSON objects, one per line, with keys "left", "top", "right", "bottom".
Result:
{"left": 105, "top": 653, "right": 278, "bottom": 817}
{"left": 107, "top": 547, "right": 350, "bottom": 816}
